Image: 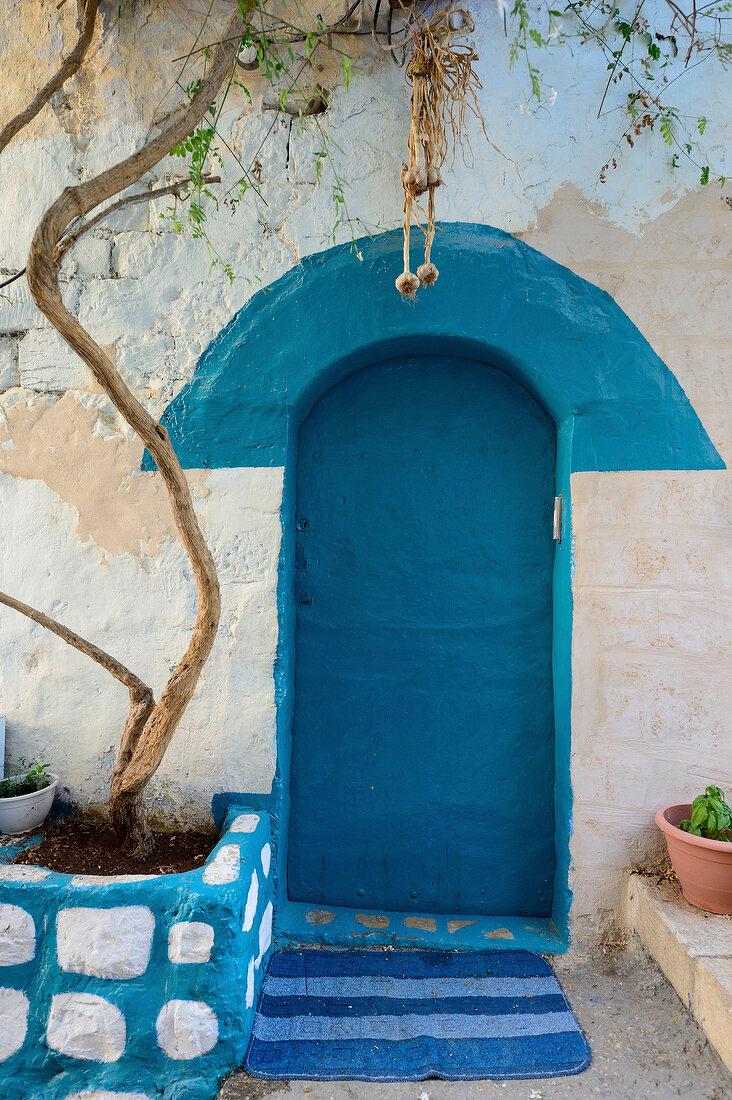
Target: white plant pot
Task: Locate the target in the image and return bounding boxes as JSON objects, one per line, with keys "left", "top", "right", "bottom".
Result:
{"left": 0, "top": 774, "right": 58, "bottom": 835}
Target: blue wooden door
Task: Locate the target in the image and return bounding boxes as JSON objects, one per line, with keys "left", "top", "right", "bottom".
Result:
{"left": 288, "top": 356, "right": 556, "bottom": 916}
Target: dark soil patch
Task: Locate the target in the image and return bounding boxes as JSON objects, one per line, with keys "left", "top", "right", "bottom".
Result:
{"left": 13, "top": 818, "right": 218, "bottom": 876}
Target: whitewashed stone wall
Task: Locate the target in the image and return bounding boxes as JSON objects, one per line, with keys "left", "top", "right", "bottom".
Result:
{"left": 0, "top": 0, "right": 730, "bottom": 945}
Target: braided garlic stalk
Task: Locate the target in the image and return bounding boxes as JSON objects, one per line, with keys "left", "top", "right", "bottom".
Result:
{"left": 395, "top": 40, "right": 442, "bottom": 298}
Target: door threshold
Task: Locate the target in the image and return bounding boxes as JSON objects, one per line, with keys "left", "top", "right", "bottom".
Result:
{"left": 277, "top": 900, "right": 567, "bottom": 954}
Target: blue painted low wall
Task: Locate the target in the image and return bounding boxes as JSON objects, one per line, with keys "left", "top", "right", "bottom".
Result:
{"left": 0, "top": 808, "right": 273, "bottom": 1099}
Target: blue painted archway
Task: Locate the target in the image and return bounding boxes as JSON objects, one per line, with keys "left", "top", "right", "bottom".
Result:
{"left": 147, "top": 224, "right": 723, "bottom": 949}
{"left": 148, "top": 223, "right": 722, "bottom": 474}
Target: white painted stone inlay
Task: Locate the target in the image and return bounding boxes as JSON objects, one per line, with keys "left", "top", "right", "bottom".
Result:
{"left": 155, "top": 999, "right": 218, "bottom": 1060}
{"left": 0, "top": 987, "right": 29, "bottom": 1061}
{"left": 202, "top": 844, "right": 240, "bottom": 885}
{"left": 255, "top": 901, "right": 273, "bottom": 969}
{"left": 242, "top": 870, "right": 259, "bottom": 933}
{"left": 229, "top": 813, "right": 260, "bottom": 833}
{"left": 57, "top": 906, "right": 155, "bottom": 979}
{"left": 260, "top": 842, "right": 271, "bottom": 879}
{"left": 168, "top": 921, "right": 214, "bottom": 964}
{"left": 46, "top": 992, "right": 126, "bottom": 1062}
{"left": 245, "top": 957, "right": 255, "bottom": 1010}
{"left": 0, "top": 904, "right": 35, "bottom": 965}
{"left": 0, "top": 865, "right": 50, "bottom": 883}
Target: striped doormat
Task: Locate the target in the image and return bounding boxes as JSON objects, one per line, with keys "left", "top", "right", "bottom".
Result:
{"left": 245, "top": 949, "right": 591, "bottom": 1081}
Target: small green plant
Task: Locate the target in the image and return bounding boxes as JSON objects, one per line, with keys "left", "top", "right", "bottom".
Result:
{"left": 679, "top": 785, "right": 732, "bottom": 842}
{"left": 0, "top": 761, "right": 53, "bottom": 800}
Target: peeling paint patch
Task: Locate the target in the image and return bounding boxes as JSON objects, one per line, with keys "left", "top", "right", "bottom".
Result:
{"left": 305, "top": 909, "right": 335, "bottom": 926}
{"left": 404, "top": 916, "right": 437, "bottom": 932}
{"left": 355, "top": 913, "right": 390, "bottom": 929}
{"left": 0, "top": 391, "right": 181, "bottom": 556}
{"left": 448, "top": 920, "right": 477, "bottom": 934}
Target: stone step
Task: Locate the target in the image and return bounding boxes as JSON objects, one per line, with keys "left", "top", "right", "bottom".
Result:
{"left": 627, "top": 874, "right": 732, "bottom": 1072}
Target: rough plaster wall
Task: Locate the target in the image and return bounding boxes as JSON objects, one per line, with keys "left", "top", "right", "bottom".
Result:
{"left": 524, "top": 193, "right": 732, "bottom": 942}
{"left": 0, "top": 0, "right": 729, "bottom": 942}
{"left": 569, "top": 471, "right": 731, "bottom": 941}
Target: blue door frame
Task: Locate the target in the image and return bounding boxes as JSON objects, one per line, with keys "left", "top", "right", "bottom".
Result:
{"left": 146, "top": 223, "right": 723, "bottom": 951}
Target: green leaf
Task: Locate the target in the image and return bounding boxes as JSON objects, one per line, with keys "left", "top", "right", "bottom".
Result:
{"left": 659, "top": 116, "right": 674, "bottom": 146}
{"left": 700, "top": 165, "right": 710, "bottom": 186}
{"left": 683, "top": 786, "right": 732, "bottom": 839}
{"left": 697, "top": 116, "right": 708, "bottom": 135}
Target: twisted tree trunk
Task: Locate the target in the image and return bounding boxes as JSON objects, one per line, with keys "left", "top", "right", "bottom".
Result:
{"left": 22, "top": 11, "right": 244, "bottom": 854}
{"left": 0, "top": 0, "right": 101, "bottom": 154}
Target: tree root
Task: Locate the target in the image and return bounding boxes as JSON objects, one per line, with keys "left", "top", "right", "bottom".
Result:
{"left": 109, "top": 787, "right": 155, "bottom": 859}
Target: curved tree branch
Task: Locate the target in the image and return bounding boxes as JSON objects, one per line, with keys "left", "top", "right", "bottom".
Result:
{"left": 0, "top": 590, "right": 152, "bottom": 699}
{"left": 2, "top": 175, "right": 221, "bottom": 291}
{"left": 0, "top": 591, "right": 156, "bottom": 780}
{"left": 24, "top": 11, "right": 244, "bottom": 853}
{"left": 0, "top": 0, "right": 101, "bottom": 154}
{"left": 55, "top": 175, "right": 221, "bottom": 262}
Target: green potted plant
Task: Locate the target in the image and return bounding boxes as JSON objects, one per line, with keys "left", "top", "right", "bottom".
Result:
{"left": 0, "top": 761, "right": 58, "bottom": 835}
{"left": 656, "top": 785, "right": 732, "bottom": 914}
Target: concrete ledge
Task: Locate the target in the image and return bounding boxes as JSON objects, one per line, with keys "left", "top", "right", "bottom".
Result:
{"left": 627, "top": 874, "right": 732, "bottom": 1071}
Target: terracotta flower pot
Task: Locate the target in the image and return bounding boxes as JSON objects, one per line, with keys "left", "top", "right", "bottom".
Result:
{"left": 656, "top": 803, "right": 732, "bottom": 914}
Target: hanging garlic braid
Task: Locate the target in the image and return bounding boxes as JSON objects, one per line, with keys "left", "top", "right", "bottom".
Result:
{"left": 395, "top": 8, "right": 488, "bottom": 299}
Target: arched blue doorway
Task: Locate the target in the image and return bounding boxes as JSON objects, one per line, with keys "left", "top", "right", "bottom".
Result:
{"left": 289, "top": 355, "right": 557, "bottom": 916}
{"left": 146, "top": 223, "right": 723, "bottom": 950}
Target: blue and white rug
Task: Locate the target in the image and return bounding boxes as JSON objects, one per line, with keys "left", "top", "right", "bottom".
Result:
{"left": 245, "top": 949, "right": 591, "bottom": 1081}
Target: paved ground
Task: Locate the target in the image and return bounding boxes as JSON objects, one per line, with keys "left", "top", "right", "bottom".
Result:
{"left": 219, "top": 938, "right": 732, "bottom": 1100}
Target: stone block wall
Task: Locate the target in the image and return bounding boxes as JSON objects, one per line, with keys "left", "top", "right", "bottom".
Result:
{"left": 0, "top": 809, "right": 273, "bottom": 1099}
